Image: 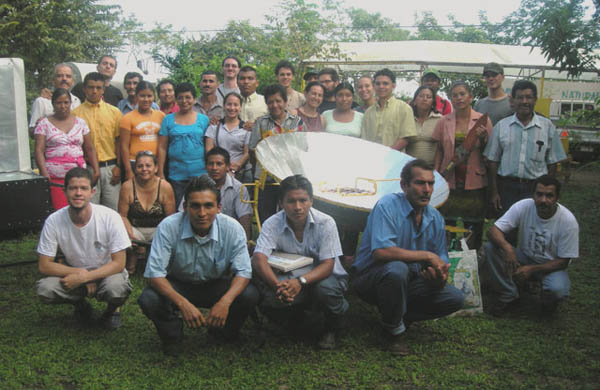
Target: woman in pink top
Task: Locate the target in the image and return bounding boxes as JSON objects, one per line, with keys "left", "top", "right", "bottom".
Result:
{"left": 432, "top": 81, "right": 492, "bottom": 249}
{"left": 34, "top": 88, "right": 99, "bottom": 210}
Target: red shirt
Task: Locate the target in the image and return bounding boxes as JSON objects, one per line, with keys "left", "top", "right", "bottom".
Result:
{"left": 436, "top": 95, "right": 452, "bottom": 115}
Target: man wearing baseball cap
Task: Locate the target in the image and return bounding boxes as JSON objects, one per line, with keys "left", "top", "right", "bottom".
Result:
{"left": 421, "top": 68, "right": 452, "bottom": 115}
{"left": 474, "top": 62, "right": 513, "bottom": 125}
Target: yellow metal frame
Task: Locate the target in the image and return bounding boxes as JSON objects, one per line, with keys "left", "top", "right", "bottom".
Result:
{"left": 240, "top": 169, "right": 280, "bottom": 232}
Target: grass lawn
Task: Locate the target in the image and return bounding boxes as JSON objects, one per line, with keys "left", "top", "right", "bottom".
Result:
{"left": 1, "top": 164, "right": 599, "bottom": 389}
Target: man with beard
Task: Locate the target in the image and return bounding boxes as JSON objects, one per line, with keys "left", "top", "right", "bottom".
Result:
{"left": 484, "top": 175, "right": 578, "bottom": 316}
{"left": 193, "top": 70, "right": 224, "bottom": 123}
{"left": 117, "top": 72, "right": 159, "bottom": 114}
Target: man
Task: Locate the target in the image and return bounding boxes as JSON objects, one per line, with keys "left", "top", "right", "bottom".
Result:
{"left": 421, "top": 68, "right": 452, "bottom": 115}
{"left": 29, "top": 63, "right": 81, "bottom": 135}
{"left": 318, "top": 68, "right": 340, "bottom": 113}
{"left": 484, "top": 79, "right": 567, "bottom": 214}
{"left": 275, "top": 60, "right": 305, "bottom": 111}
{"left": 117, "top": 72, "right": 159, "bottom": 114}
{"left": 484, "top": 175, "right": 578, "bottom": 316}
{"left": 216, "top": 56, "right": 241, "bottom": 104}
{"left": 361, "top": 68, "right": 417, "bottom": 151}
{"left": 193, "top": 70, "right": 224, "bottom": 122}
{"left": 303, "top": 71, "right": 319, "bottom": 84}
{"left": 72, "top": 55, "right": 123, "bottom": 107}
{"left": 238, "top": 65, "right": 268, "bottom": 128}
{"left": 352, "top": 159, "right": 464, "bottom": 355}
{"left": 35, "top": 167, "right": 132, "bottom": 330}
{"left": 252, "top": 175, "right": 349, "bottom": 350}
{"left": 157, "top": 79, "right": 179, "bottom": 114}
{"left": 73, "top": 72, "right": 123, "bottom": 211}
{"left": 138, "top": 175, "right": 259, "bottom": 356}
{"left": 474, "top": 62, "right": 513, "bottom": 126}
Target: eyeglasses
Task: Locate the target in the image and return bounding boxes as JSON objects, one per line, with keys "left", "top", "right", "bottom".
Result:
{"left": 136, "top": 150, "right": 154, "bottom": 158}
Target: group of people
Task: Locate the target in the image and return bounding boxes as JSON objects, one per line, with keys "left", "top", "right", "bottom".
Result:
{"left": 31, "top": 54, "right": 578, "bottom": 357}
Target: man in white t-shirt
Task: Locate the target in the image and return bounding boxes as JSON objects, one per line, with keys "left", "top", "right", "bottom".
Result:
{"left": 35, "top": 167, "right": 132, "bottom": 329}
{"left": 484, "top": 175, "right": 579, "bottom": 316}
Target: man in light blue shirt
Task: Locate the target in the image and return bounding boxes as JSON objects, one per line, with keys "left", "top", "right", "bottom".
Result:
{"left": 138, "top": 175, "right": 258, "bottom": 356}
{"left": 484, "top": 80, "right": 566, "bottom": 215}
{"left": 352, "top": 159, "right": 464, "bottom": 356}
{"left": 252, "top": 175, "right": 349, "bottom": 350}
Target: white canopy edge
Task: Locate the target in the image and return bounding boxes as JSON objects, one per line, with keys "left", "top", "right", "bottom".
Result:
{"left": 304, "top": 41, "right": 600, "bottom": 81}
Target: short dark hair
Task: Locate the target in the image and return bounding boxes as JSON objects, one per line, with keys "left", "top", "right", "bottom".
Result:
{"left": 304, "top": 81, "right": 324, "bottom": 94}
{"left": 401, "top": 159, "right": 434, "bottom": 185}
{"left": 409, "top": 86, "right": 437, "bottom": 116}
{"left": 449, "top": 80, "right": 471, "bottom": 96}
{"left": 534, "top": 174, "right": 561, "bottom": 197}
{"left": 238, "top": 66, "right": 257, "bottom": 78}
{"left": 318, "top": 68, "right": 339, "bottom": 82}
{"left": 275, "top": 60, "right": 295, "bottom": 76}
{"left": 97, "top": 55, "right": 117, "bottom": 68}
{"left": 51, "top": 88, "right": 71, "bottom": 104}
{"left": 222, "top": 56, "right": 241, "bottom": 69}
{"left": 83, "top": 72, "right": 106, "bottom": 87}
{"left": 334, "top": 81, "right": 354, "bottom": 96}
{"left": 201, "top": 70, "right": 218, "bottom": 79}
{"left": 278, "top": 174, "right": 313, "bottom": 203}
{"left": 374, "top": 68, "right": 396, "bottom": 84}
{"left": 175, "top": 82, "right": 197, "bottom": 98}
{"left": 64, "top": 167, "right": 92, "bottom": 188}
{"left": 511, "top": 79, "right": 538, "bottom": 98}
{"left": 135, "top": 150, "right": 157, "bottom": 165}
{"left": 223, "top": 92, "right": 243, "bottom": 106}
{"left": 263, "top": 84, "right": 287, "bottom": 103}
{"left": 135, "top": 80, "right": 154, "bottom": 95}
{"left": 303, "top": 71, "right": 318, "bottom": 82}
{"left": 205, "top": 146, "right": 231, "bottom": 165}
{"left": 123, "top": 71, "right": 143, "bottom": 84}
{"left": 157, "top": 79, "right": 175, "bottom": 93}
{"left": 184, "top": 174, "right": 221, "bottom": 205}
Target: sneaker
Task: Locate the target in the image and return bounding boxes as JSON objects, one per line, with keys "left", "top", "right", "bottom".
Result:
{"left": 317, "top": 331, "right": 336, "bottom": 350}
{"left": 73, "top": 300, "right": 94, "bottom": 326}
{"left": 99, "top": 311, "right": 121, "bottom": 330}
{"left": 382, "top": 331, "right": 410, "bottom": 356}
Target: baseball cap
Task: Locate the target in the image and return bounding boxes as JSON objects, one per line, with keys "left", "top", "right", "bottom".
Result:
{"left": 483, "top": 62, "right": 504, "bottom": 75}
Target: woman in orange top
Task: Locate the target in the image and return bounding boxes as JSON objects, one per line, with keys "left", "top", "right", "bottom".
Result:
{"left": 120, "top": 81, "right": 166, "bottom": 180}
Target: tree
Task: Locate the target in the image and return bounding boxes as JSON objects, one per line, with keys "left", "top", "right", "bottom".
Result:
{"left": 0, "top": 0, "right": 133, "bottom": 90}
{"left": 498, "top": 0, "right": 600, "bottom": 76}
{"left": 343, "top": 8, "right": 410, "bottom": 42}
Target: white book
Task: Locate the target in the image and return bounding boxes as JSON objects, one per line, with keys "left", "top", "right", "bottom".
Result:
{"left": 268, "top": 251, "right": 314, "bottom": 273}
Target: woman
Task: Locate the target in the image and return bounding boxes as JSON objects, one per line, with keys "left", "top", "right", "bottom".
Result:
{"left": 432, "top": 81, "right": 492, "bottom": 249}
{"left": 120, "top": 81, "right": 166, "bottom": 181}
{"left": 118, "top": 151, "right": 176, "bottom": 274}
{"left": 406, "top": 86, "right": 442, "bottom": 165}
{"left": 158, "top": 82, "right": 210, "bottom": 206}
{"left": 205, "top": 92, "right": 251, "bottom": 182}
{"left": 296, "top": 81, "right": 326, "bottom": 132}
{"left": 356, "top": 76, "right": 375, "bottom": 113}
{"left": 34, "top": 88, "right": 99, "bottom": 210}
{"left": 322, "top": 82, "right": 363, "bottom": 138}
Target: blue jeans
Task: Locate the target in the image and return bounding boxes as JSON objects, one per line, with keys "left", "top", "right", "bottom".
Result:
{"left": 484, "top": 241, "right": 570, "bottom": 304}
{"left": 169, "top": 179, "right": 189, "bottom": 208}
{"left": 353, "top": 261, "right": 464, "bottom": 335}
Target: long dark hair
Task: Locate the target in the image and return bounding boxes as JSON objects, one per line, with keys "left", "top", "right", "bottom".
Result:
{"left": 410, "top": 86, "right": 437, "bottom": 116}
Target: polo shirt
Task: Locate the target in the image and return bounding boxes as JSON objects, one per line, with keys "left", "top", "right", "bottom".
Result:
{"left": 240, "top": 92, "right": 268, "bottom": 123}
{"left": 353, "top": 193, "right": 449, "bottom": 274}
{"left": 361, "top": 97, "right": 417, "bottom": 148}
{"left": 205, "top": 121, "right": 251, "bottom": 165}
{"left": 73, "top": 100, "right": 122, "bottom": 162}
{"left": 144, "top": 212, "right": 251, "bottom": 283}
{"left": 193, "top": 97, "right": 224, "bottom": 119}
{"left": 483, "top": 113, "right": 566, "bottom": 180}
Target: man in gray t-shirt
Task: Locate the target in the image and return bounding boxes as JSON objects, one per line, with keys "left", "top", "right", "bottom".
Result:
{"left": 474, "top": 62, "right": 513, "bottom": 125}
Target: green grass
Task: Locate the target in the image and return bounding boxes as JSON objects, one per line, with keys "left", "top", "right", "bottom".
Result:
{"left": 1, "top": 164, "right": 599, "bottom": 389}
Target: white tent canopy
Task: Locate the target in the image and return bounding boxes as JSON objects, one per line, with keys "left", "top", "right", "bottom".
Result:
{"left": 304, "top": 40, "right": 600, "bottom": 81}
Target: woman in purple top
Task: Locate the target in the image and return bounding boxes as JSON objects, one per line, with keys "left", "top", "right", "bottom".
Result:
{"left": 296, "top": 81, "right": 326, "bottom": 132}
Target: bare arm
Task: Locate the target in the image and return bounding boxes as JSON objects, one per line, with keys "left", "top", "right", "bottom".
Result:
{"left": 57, "top": 250, "right": 127, "bottom": 290}
{"left": 161, "top": 180, "right": 177, "bottom": 216}
{"left": 487, "top": 161, "right": 501, "bottom": 212}
{"left": 82, "top": 133, "right": 100, "bottom": 186}
{"left": 232, "top": 144, "right": 249, "bottom": 173}
{"left": 205, "top": 137, "right": 215, "bottom": 154}
{"left": 391, "top": 137, "right": 409, "bottom": 151}
{"left": 157, "top": 135, "right": 168, "bottom": 179}
{"left": 119, "top": 127, "right": 133, "bottom": 181}
{"left": 39, "top": 254, "right": 82, "bottom": 277}
{"left": 118, "top": 182, "right": 134, "bottom": 239}
{"left": 252, "top": 252, "right": 280, "bottom": 289}
{"left": 34, "top": 134, "right": 49, "bottom": 178}
{"left": 487, "top": 224, "right": 519, "bottom": 275}
{"left": 433, "top": 141, "right": 443, "bottom": 172}
{"left": 277, "top": 259, "right": 335, "bottom": 303}
{"left": 238, "top": 214, "right": 252, "bottom": 241}
{"left": 206, "top": 276, "right": 250, "bottom": 328}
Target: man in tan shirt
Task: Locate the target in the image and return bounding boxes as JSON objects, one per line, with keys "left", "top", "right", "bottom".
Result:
{"left": 274, "top": 60, "right": 305, "bottom": 112}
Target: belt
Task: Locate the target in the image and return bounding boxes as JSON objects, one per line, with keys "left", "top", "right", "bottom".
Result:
{"left": 498, "top": 175, "right": 534, "bottom": 184}
{"left": 98, "top": 159, "right": 117, "bottom": 167}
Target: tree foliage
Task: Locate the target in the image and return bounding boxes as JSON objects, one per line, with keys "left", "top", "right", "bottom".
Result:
{"left": 343, "top": 8, "right": 410, "bottom": 42}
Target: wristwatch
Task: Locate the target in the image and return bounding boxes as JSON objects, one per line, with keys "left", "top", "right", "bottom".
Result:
{"left": 297, "top": 276, "right": 308, "bottom": 288}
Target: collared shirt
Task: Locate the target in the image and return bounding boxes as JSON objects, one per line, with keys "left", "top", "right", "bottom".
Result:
{"left": 240, "top": 92, "right": 268, "bottom": 123}
{"left": 254, "top": 208, "right": 347, "bottom": 277}
{"left": 117, "top": 98, "right": 160, "bottom": 115}
{"left": 193, "top": 96, "right": 224, "bottom": 119}
{"left": 352, "top": 193, "right": 449, "bottom": 274}
{"left": 29, "top": 93, "right": 81, "bottom": 128}
{"left": 205, "top": 121, "right": 250, "bottom": 165}
{"left": 406, "top": 111, "right": 442, "bottom": 165}
{"left": 71, "top": 83, "right": 123, "bottom": 107}
{"left": 144, "top": 212, "right": 252, "bottom": 282}
{"left": 73, "top": 100, "right": 122, "bottom": 162}
{"left": 483, "top": 113, "right": 566, "bottom": 180}
{"left": 220, "top": 174, "right": 252, "bottom": 220}
{"left": 160, "top": 102, "right": 180, "bottom": 114}
{"left": 361, "top": 97, "right": 417, "bottom": 148}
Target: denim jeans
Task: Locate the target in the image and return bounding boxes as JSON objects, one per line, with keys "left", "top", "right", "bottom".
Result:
{"left": 353, "top": 261, "right": 464, "bottom": 335}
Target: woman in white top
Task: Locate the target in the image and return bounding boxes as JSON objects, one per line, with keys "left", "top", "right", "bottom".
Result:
{"left": 205, "top": 92, "right": 251, "bottom": 181}
{"left": 322, "top": 82, "right": 363, "bottom": 138}
{"left": 406, "top": 86, "right": 442, "bottom": 165}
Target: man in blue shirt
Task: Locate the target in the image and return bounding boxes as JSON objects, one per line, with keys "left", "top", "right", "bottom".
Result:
{"left": 138, "top": 175, "right": 258, "bottom": 356}
{"left": 252, "top": 175, "right": 349, "bottom": 350}
{"left": 352, "top": 159, "right": 464, "bottom": 355}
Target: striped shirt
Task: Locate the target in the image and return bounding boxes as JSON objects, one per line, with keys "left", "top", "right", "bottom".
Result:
{"left": 484, "top": 113, "right": 566, "bottom": 179}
